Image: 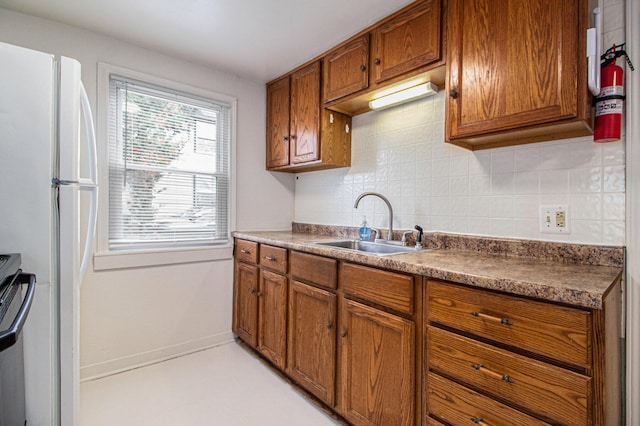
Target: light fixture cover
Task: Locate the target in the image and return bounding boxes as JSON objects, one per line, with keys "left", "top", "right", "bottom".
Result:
{"left": 369, "top": 82, "right": 438, "bottom": 110}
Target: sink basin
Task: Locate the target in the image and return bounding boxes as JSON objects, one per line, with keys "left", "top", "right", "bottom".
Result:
{"left": 309, "top": 239, "right": 420, "bottom": 255}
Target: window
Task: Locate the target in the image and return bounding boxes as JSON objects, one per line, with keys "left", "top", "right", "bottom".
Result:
{"left": 108, "top": 75, "right": 231, "bottom": 250}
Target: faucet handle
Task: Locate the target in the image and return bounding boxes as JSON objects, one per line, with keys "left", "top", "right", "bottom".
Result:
{"left": 401, "top": 230, "right": 414, "bottom": 246}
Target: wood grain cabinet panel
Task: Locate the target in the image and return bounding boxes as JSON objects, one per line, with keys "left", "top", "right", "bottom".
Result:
{"left": 259, "top": 244, "right": 288, "bottom": 274}
{"left": 428, "top": 373, "right": 552, "bottom": 426}
{"left": 287, "top": 280, "right": 337, "bottom": 406}
{"left": 232, "top": 261, "right": 259, "bottom": 347}
{"left": 289, "top": 250, "right": 338, "bottom": 290}
{"left": 235, "top": 239, "right": 258, "bottom": 264}
{"left": 340, "top": 298, "right": 415, "bottom": 426}
{"left": 428, "top": 280, "right": 590, "bottom": 367}
{"left": 323, "top": 34, "right": 370, "bottom": 103}
{"left": 445, "top": 0, "right": 592, "bottom": 149}
{"left": 428, "top": 326, "right": 589, "bottom": 426}
{"left": 371, "top": 0, "right": 441, "bottom": 84}
{"left": 265, "top": 76, "right": 290, "bottom": 169}
{"left": 258, "top": 270, "right": 288, "bottom": 369}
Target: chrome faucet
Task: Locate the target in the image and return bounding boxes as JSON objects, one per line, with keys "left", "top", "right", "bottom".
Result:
{"left": 353, "top": 192, "right": 393, "bottom": 241}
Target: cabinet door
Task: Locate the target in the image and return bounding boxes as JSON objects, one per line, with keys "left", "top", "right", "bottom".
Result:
{"left": 290, "top": 61, "right": 321, "bottom": 164}
{"left": 447, "top": 0, "right": 583, "bottom": 139}
{"left": 233, "top": 261, "right": 259, "bottom": 347}
{"left": 266, "top": 76, "right": 290, "bottom": 168}
{"left": 323, "top": 34, "right": 370, "bottom": 103}
{"left": 287, "top": 280, "right": 337, "bottom": 406}
{"left": 372, "top": 0, "right": 441, "bottom": 84}
{"left": 258, "top": 270, "right": 288, "bottom": 369}
{"left": 340, "top": 299, "right": 415, "bottom": 426}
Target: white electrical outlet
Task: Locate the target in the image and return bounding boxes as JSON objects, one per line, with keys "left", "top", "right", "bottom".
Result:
{"left": 539, "top": 205, "right": 570, "bottom": 234}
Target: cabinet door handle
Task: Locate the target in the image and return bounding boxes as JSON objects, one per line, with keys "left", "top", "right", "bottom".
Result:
{"left": 360, "top": 64, "right": 366, "bottom": 72}
{"left": 250, "top": 288, "right": 256, "bottom": 294}
{"left": 264, "top": 256, "right": 276, "bottom": 262}
{"left": 470, "top": 417, "right": 492, "bottom": 426}
{"left": 471, "top": 364, "right": 513, "bottom": 383}
{"left": 470, "top": 311, "right": 512, "bottom": 326}
{"left": 257, "top": 291, "right": 263, "bottom": 297}
{"left": 290, "top": 134, "right": 296, "bottom": 140}
{"left": 326, "top": 321, "right": 333, "bottom": 329}
{"left": 374, "top": 58, "right": 381, "bottom": 65}
{"left": 340, "top": 329, "right": 347, "bottom": 338}
{"left": 449, "top": 88, "right": 459, "bottom": 99}
{"left": 283, "top": 135, "right": 289, "bottom": 141}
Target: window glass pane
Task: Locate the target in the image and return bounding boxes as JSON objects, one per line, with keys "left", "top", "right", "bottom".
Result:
{"left": 108, "top": 76, "right": 231, "bottom": 249}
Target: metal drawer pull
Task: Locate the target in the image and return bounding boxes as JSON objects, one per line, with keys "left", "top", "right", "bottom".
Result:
{"left": 470, "top": 311, "right": 512, "bottom": 325}
{"left": 470, "top": 417, "right": 492, "bottom": 426}
{"left": 264, "top": 256, "right": 277, "bottom": 261}
{"left": 240, "top": 249, "right": 251, "bottom": 254}
{"left": 472, "top": 364, "right": 513, "bottom": 383}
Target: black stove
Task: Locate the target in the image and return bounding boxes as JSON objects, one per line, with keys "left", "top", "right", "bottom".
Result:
{"left": 0, "top": 254, "right": 35, "bottom": 426}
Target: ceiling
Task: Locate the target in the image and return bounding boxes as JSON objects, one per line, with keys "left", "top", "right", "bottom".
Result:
{"left": 0, "top": 0, "right": 414, "bottom": 82}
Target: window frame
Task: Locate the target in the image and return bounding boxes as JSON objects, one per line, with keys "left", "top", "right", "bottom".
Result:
{"left": 94, "top": 63, "right": 236, "bottom": 269}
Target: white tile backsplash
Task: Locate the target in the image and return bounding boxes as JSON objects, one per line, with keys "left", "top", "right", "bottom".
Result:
{"left": 294, "top": 10, "right": 626, "bottom": 246}
{"left": 294, "top": 91, "right": 626, "bottom": 245}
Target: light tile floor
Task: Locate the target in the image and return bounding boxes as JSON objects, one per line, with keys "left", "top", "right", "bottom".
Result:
{"left": 80, "top": 342, "right": 341, "bottom": 425}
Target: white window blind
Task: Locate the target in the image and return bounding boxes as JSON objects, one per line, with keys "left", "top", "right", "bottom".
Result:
{"left": 108, "top": 75, "right": 231, "bottom": 249}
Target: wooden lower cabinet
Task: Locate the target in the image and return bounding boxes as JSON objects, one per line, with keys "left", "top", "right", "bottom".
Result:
{"left": 426, "top": 279, "right": 621, "bottom": 426}
{"left": 233, "top": 261, "right": 259, "bottom": 346}
{"left": 232, "top": 240, "right": 287, "bottom": 370}
{"left": 340, "top": 298, "right": 415, "bottom": 426}
{"left": 258, "top": 270, "right": 287, "bottom": 369}
{"left": 287, "top": 280, "right": 337, "bottom": 405}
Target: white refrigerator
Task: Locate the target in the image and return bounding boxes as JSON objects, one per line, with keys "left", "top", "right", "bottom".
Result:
{"left": 0, "top": 42, "right": 98, "bottom": 425}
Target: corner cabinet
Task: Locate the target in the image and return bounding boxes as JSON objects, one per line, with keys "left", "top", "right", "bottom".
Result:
{"left": 445, "top": 0, "right": 593, "bottom": 149}
{"left": 266, "top": 61, "right": 352, "bottom": 173}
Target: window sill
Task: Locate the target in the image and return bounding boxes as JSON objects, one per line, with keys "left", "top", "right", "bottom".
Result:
{"left": 93, "top": 244, "right": 233, "bottom": 271}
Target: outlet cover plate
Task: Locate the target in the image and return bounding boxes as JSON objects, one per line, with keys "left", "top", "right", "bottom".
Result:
{"left": 539, "top": 205, "right": 570, "bottom": 234}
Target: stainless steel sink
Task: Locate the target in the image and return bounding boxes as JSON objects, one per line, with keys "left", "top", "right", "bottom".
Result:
{"left": 309, "top": 239, "right": 420, "bottom": 255}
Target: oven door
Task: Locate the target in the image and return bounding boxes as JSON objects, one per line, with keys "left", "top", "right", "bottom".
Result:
{"left": 0, "top": 272, "right": 35, "bottom": 426}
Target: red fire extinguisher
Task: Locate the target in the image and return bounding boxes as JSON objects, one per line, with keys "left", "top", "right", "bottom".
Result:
{"left": 594, "top": 45, "right": 633, "bottom": 142}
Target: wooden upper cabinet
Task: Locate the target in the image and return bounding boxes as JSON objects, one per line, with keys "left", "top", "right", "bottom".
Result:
{"left": 266, "top": 76, "right": 290, "bottom": 169}
{"left": 371, "top": 0, "right": 442, "bottom": 84}
{"left": 445, "top": 0, "right": 592, "bottom": 149}
{"left": 290, "top": 62, "right": 321, "bottom": 164}
{"left": 266, "top": 61, "right": 352, "bottom": 172}
{"left": 323, "top": 34, "right": 370, "bottom": 103}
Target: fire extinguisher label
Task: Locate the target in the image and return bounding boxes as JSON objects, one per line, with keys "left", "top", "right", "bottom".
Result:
{"left": 595, "top": 99, "right": 623, "bottom": 116}
{"left": 600, "top": 86, "right": 625, "bottom": 97}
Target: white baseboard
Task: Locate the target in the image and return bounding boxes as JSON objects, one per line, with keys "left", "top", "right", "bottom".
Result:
{"left": 80, "top": 331, "right": 235, "bottom": 381}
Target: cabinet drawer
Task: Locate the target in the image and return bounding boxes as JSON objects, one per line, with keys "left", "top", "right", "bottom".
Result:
{"left": 235, "top": 240, "right": 258, "bottom": 264}
{"left": 428, "top": 326, "right": 589, "bottom": 426}
{"left": 290, "top": 251, "right": 337, "bottom": 290}
{"left": 428, "top": 373, "right": 551, "bottom": 426}
{"left": 341, "top": 263, "right": 414, "bottom": 315}
{"left": 427, "top": 281, "right": 590, "bottom": 367}
{"left": 259, "top": 245, "right": 287, "bottom": 274}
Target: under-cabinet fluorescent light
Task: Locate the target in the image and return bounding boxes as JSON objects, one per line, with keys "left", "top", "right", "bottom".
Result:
{"left": 368, "top": 82, "right": 438, "bottom": 110}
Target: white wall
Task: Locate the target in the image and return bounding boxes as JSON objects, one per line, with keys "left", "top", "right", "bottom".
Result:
{"left": 0, "top": 7, "right": 294, "bottom": 425}
{"left": 295, "top": 3, "right": 626, "bottom": 247}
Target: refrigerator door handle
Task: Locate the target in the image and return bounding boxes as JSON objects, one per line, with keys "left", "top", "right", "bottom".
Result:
{"left": 78, "top": 82, "right": 98, "bottom": 280}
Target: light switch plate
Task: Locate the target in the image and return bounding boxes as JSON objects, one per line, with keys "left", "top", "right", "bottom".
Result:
{"left": 539, "top": 205, "right": 570, "bottom": 234}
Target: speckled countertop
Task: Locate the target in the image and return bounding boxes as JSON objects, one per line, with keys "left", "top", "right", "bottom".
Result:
{"left": 232, "top": 226, "right": 624, "bottom": 310}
